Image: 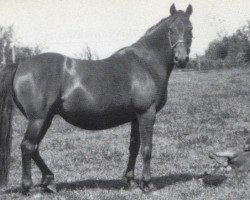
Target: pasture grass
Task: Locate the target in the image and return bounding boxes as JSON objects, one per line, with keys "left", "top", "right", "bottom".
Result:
{"left": 1, "top": 67, "right": 250, "bottom": 199}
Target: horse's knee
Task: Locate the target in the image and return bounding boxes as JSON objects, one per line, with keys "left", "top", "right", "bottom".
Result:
{"left": 21, "top": 140, "right": 38, "bottom": 155}
{"left": 142, "top": 146, "right": 151, "bottom": 161}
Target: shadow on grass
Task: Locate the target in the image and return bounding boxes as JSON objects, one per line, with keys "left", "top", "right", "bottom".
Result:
{"left": 2, "top": 173, "right": 227, "bottom": 194}
{"left": 56, "top": 173, "right": 227, "bottom": 191}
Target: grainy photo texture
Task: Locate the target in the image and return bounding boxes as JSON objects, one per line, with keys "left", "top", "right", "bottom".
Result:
{"left": 0, "top": 1, "right": 249, "bottom": 199}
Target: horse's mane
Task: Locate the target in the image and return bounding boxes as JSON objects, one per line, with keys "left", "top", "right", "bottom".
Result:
{"left": 144, "top": 17, "right": 169, "bottom": 36}
{"left": 144, "top": 11, "right": 186, "bottom": 37}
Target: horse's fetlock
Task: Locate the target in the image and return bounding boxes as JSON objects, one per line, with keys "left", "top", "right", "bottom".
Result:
{"left": 142, "top": 146, "right": 151, "bottom": 161}
{"left": 142, "top": 175, "right": 151, "bottom": 183}
{"left": 21, "top": 140, "right": 37, "bottom": 154}
{"left": 125, "top": 170, "right": 134, "bottom": 179}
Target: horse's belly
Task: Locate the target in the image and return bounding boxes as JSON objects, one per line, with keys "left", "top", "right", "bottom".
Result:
{"left": 60, "top": 89, "right": 134, "bottom": 130}
{"left": 60, "top": 109, "right": 133, "bottom": 130}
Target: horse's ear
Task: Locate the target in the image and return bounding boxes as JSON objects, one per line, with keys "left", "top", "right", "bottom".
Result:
{"left": 170, "top": 3, "right": 176, "bottom": 15}
{"left": 186, "top": 4, "right": 193, "bottom": 17}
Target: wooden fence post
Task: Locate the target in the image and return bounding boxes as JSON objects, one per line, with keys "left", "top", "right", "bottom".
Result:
{"left": 198, "top": 56, "right": 201, "bottom": 71}
{"left": 10, "top": 43, "right": 15, "bottom": 63}
{"left": 1, "top": 39, "right": 6, "bottom": 66}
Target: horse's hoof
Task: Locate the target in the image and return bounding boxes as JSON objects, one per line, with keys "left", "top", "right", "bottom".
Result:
{"left": 42, "top": 184, "right": 57, "bottom": 193}
{"left": 21, "top": 181, "right": 33, "bottom": 195}
{"left": 123, "top": 177, "right": 138, "bottom": 190}
{"left": 130, "top": 180, "right": 139, "bottom": 189}
{"left": 122, "top": 175, "right": 140, "bottom": 190}
{"left": 41, "top": 174, "right": 56, "bottom": 193}
{"left": 21, "top": 189, "right": 31, "bottom": 196}
{"left": 41, "top": 180, "right": 57, "bottom": 193}
{"left": 42, "top": 183, "right": 57, "bottom": 193}
{"left": 127, "top": 179, "right": 139, "bottom": 190}
{"left": 140, "top": 181, "right": 157, "bottom": 194}
{"left": 41, "top": 174, "right": 54, "bottom": 186}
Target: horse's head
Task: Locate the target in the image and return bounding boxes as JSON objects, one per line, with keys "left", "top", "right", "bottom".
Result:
{"left": 168, "top": 4, "right": 193, "bottom": 68}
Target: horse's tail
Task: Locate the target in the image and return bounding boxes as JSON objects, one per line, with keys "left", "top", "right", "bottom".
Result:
{"left": 0, "top": 63, "right": 18, "bottom": 187}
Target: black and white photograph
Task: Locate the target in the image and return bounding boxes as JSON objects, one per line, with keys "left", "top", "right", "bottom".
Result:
{"left": 0, "top": 0, "right": 249, "bottom": 199}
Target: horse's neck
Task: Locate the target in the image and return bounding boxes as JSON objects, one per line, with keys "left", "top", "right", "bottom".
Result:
{"left": 112, "top": 18, "right": 174, "bottom": 83}
{"left": 133, "top": 34, "right": 174, "bottom": 78}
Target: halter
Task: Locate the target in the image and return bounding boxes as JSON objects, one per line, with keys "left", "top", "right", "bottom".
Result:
{"left": 168, "top": 30, "right": 185, "bottom": 49}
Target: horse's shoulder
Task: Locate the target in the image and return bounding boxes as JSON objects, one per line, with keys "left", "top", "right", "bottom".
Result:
{"left": 130, "top": 66, "right": 157, "bottom": 111}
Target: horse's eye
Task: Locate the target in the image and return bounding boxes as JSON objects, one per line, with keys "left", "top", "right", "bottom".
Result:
{"left": 187, "top": 26, "right": 193, "bottom": 31}
{"left": 186, "top": 35, "right": 192, "bottom": 46}
{"left": 186, "top": 31, "right": 193, "bottom": 40}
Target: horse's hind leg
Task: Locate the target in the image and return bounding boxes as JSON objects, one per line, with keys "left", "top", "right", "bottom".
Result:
{"left": 124, "top": 119, "right": 140, "bottom": 188}
{"left": 32, "top": 148, "right": 55, "bottom": 189}
{"left": 21, "top": 116, "right": 54, "bottom": 193}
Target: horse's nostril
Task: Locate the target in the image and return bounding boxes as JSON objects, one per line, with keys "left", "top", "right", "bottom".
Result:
{"left": 174, "top": 56, "right": 178, "bottom": 62}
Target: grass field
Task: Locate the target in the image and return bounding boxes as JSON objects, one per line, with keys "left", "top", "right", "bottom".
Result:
{"left": 1, "top": 67, "right": 250, "bottom": 200}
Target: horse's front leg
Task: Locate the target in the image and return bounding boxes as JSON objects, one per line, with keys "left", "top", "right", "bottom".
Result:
{"left": 124, "top": 119, "right": 140, "bottom": 189}
{"left": 137, "top": 104, "right": 156, "bottom": 193}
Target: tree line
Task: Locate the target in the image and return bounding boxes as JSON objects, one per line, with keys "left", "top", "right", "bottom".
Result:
{"left": 0, "top": 25, "right": 97, "bottom": 69}
{"left": 187, "top": 21, "right": 250, "bottom": 70}
{"left": 0, "top": 25, "right": 43, "bottom": 67}
{"left": 2, "top": 21, "right": 250, "bottom": 70}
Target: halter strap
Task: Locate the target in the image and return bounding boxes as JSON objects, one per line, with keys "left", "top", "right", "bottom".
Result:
{"left": 168, "top": 31, "right": 185, "bottom": 49}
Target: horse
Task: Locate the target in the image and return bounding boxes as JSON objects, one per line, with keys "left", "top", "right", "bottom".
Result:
{"left": 0, "top": 4, "right": 193, "bottom": 193}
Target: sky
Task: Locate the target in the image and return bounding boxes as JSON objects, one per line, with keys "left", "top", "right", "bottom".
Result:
{"left": 0, "top": 0, "right": 249, "bottom": 59}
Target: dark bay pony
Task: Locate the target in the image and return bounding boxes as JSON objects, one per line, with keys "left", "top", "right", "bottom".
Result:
{"left": 0, "top": 4, "right": 193, "bottom": 193}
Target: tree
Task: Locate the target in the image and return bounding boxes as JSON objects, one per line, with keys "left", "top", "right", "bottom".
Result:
{"left": 15, "top": 45, "right": 43, "bottom": 63}
{"left": 75, "top": 44, "right": 99, "bottom": 60}
{"left": 0, "top": 25, "right": 43, "bottom": 67}
{"left": 205, "top": 39, "right": 228, "bottom": 60}
{"left": 0, "top": 25, "right": 14, "bottom": 65}
{"left": 205, "top": 24, "right": 250, "bottom": 64}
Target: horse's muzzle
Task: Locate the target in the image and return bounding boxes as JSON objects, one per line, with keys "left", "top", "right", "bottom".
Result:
{"left": 174, "top": 56, "right": 189, "bottom": 68}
